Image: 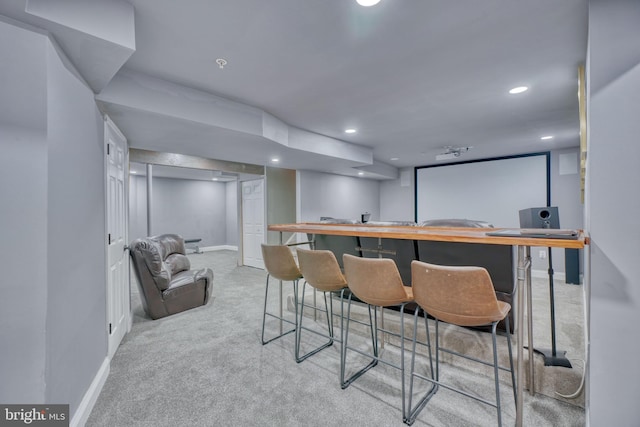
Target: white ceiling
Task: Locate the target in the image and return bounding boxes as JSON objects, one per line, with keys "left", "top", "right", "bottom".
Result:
{"left": 1, "top": 0, "right": 588, "bottom": 180}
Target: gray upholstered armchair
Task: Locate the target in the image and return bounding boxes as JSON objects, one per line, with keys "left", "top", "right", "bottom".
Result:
{"left": 129, "top": 234, "right": 213, "bottom": 319}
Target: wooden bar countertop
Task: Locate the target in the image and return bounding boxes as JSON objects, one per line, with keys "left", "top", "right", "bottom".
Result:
{"left": 268, "top": 222, "right": 587, "bottom": 249}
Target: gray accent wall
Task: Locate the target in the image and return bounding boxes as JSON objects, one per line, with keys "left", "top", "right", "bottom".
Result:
{"left": 226, "top": 181, "right": 238, "bottom": 246}
{"left": 297, "top": 170, "right": 381, "bottom": 222}
{"left": 45, "top": 37, "right": 107, "bottom": 410}
{"left": 266, "top": 167, "right": 296, "bottom": 244}
{"left": 129, "top": 174, "right": 148, "bottom": 244}
{"left": 1, "top": 126, "right": 48, "bottom": 403}
{"left": 550, "top": 148, "right": 583, "bottom": 231}
{"left": 129, "top": 175, "right": 230, "bottom": 247}
{"left": 379, "top": 168, "right": 415, "bottom": 221}
{"left": 0, "top": 17, "right": 107, "bottom": 417}
{"left": 1, "top": 19, "right": 48, "bottom": 404}
{"left": 587, "top": 1, "right": 640, "bottom": 423}
{"left": 548, "top": 148, "right": 584, "bottom": 275}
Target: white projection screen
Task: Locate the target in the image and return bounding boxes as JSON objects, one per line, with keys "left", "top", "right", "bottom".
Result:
{"left": 415, "top": 153, "right": 549, "bottom": 228}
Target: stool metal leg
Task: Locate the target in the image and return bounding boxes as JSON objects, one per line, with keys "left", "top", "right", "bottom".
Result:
{"left": 491, "top": 322, "right": 503, "bottom": 427}
{"left": 341, "top": 298, "right": 416, "bottom": 422}
{"left": 261, "top": 273, "right": 296, "bottom": 345}
{"left": 295, "top": 281, "right": 335, "bottom": 362}
{"left": 340, "top": 293, "right": 378, "bottom": 389}
{"left": 505, "top": 315, "right": 517, "bottom": 403}
{"left": 399, "top": 305, "right": 409, "bottom": 422}
{"left": 406, "top": 308, "right": 437, "bottom": 425}
{"left": 406, "top": 317, "right": 516, "bottom": 426}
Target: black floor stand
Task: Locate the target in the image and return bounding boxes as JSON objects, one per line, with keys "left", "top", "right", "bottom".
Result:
{"left": 534, "top": 247, "right": 572, "bottom": 368}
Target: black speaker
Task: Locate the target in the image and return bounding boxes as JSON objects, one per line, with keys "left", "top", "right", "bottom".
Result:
{"left": 519, "top": 207, "right": 559, "bottom": 229}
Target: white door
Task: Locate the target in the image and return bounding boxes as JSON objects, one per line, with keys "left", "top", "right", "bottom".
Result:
{"left": 105, "top": 116, "right": 129, "bottom": 359}
{"left": 242, "top": 179, "right": 265, "bottom": 269}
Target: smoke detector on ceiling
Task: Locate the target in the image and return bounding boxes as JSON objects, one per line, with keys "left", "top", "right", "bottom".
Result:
{"left": 435, "top": 146, "right": 472, "bottom": 161}
{"left": 216, "top": 58, "right": 228, "bottom": 69}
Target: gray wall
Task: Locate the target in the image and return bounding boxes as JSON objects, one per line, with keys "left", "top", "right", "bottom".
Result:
{"left": 548, "top": 148, "right": 584, "bottom": 275}
{"left": 0, "top": 19, "right": 48, "bottom": 403}
{"left": 129, "top": 175, "right": 230, "bottom": 247}
{"left": 550, "top": 148, "right": 583, "bottom": 231}
{"left": 0, "top": 17, "right": 107, "bottom": 416}
{"left": 226, "top": 181, "right": 238, "bottom": 246}
{"left": 587, "top": 1, "right": 640, "bottom": 424}
{"left": 266, "top": 167, "right": 296, "bottom": 244}
{"left": 129, "top": 174, "right": 147, "bottom": 243}
{"left": 379, "top": 168, "right": 415, "bottom": 221}
{"left": 297, "top": 170, "right": 380, "bottom": 222}
{"left": 45, "top": 36, "right": 107, "bottom": 409}
{"left": 1, "top": 124, "right": 48, "bottom": 403}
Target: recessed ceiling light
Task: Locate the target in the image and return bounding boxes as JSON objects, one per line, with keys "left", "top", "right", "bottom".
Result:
{"left": 390, "top": 157, "right": 399, "bottom": 161}
{"left": 345, "top": 128, "right": 357, "bottom": 134}
{"left": 509, "top": 86, "right": 528, "bottom": 94}
{"left": 357, "top": 171, "right": 364, "bottom": 176}
{"left": 212, "top": 178, "right": 219, "bottom": 181}
{"left": 540, "top": 135, "right": 554, "bottom": 140}
{"left": 271, "top": 157, "right": 280, "bottom": 163}
{"left": 356, "top": 0, "right": 381, "bottom": 6}
{"left": 130, "top": 171, "right": 137, "bottom": 174}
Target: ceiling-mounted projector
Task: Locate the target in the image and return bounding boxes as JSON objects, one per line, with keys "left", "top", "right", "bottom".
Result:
{"left": 435, "top": 146, "right": 472, "bottom": 161}
{"left": 435, "top": 152, "right": 459, "bottom": 161}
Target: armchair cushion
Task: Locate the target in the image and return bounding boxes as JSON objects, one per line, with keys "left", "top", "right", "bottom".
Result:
{"left": 166, "top": 253, "right": 190, "bottom": 275}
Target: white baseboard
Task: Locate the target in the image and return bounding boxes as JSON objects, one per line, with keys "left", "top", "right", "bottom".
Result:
{"left": 199, "top": 245, "right": 238, "bottom": 252}
{"left": 70, "top": 357, "right": 110, "bottom": 427}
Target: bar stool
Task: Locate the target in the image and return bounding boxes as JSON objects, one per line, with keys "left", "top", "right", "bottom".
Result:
{"left": 341, "top": 254, "right": 415, "bottom": 422}
{"left": 295, "top": 248, "right": 349, "bottom": 363}
{"left": 406, "top": 260, "right": 516, "bottom": 426}
{"left": 260, "top": 244, "right": 303, "bottom": 346}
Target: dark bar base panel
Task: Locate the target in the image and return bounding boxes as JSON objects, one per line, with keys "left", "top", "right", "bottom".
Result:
{"left": 312, "top": 232, "right": 515, "bottom": 333}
